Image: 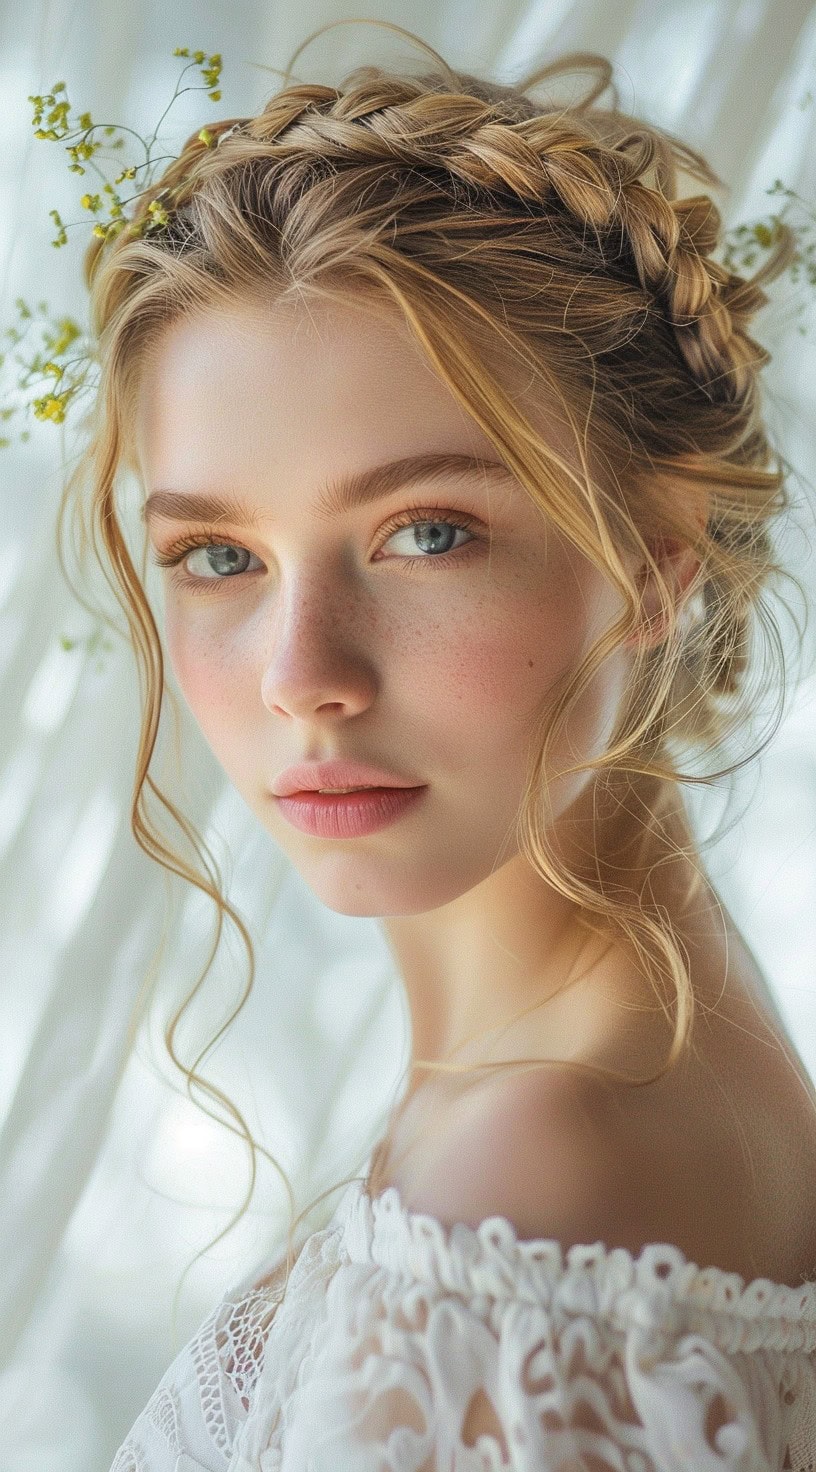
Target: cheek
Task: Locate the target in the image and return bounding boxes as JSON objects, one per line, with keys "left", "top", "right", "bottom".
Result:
{"left": 410, "top": 561, "right": 608, "bottom": 724}
{"left": 163, "top": 611, "right": 252, "bottom": 749}
{"left": 425, "top": 560, "right": 628, "bottom": 802}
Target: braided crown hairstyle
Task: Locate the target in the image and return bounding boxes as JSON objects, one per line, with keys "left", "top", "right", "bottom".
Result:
{"left": 60, "top": 19, "right": 804, "bottom": 1325}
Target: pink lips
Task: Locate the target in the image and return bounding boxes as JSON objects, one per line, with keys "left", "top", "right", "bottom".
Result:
{"left": 271, "top": 757, "right": 427, "bottom": 839}
{"left": 275, "top": 784, "right": 426, "bottom": 838}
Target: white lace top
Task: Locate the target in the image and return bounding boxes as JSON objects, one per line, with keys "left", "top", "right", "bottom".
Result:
{"left": 109, "top": 1173, "right": 816, "bottom": 1472}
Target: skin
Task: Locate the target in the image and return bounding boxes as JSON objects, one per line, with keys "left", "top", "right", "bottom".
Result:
{"left": 134, "top": 293, "right": 703, "bottom": 1093}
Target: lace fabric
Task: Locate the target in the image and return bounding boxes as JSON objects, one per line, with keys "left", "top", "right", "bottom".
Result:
{"left": 109, "top": 1175, "right": 816, "bottom": 1472}
{"left": 109, "top": 1284, "right": 283, "bottom": 1472}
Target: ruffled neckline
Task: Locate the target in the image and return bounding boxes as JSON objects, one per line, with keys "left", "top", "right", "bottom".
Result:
{"left": 331, "top": 1175, "right": 816, "bottom": 1354}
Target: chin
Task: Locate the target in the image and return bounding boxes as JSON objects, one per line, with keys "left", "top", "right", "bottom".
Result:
{"left": 291, "top": 852, "right": 480, "bottom": 919}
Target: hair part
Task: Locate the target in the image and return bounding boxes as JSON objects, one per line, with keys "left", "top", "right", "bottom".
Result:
{"left": 56, "top": 17, "right": 806, "bottom": 1342}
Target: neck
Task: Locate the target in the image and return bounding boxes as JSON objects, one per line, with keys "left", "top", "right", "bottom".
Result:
{"left": 381, "top": 771, "right": 705, "bottom": 1080}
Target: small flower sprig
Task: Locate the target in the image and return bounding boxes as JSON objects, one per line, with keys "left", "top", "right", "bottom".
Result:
{"left": 29, "top": 47, "right": 223, "bottom": 250}
{"left": 721, "top": 180, "right": 816, "bottom": 338}
{"left": 0, "top": 47, "right": 223, "bottom": 445}
{"left": 0, "top": 297, "right": 90, "bottom": 439}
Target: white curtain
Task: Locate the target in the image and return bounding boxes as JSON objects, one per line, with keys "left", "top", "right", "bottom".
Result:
{"left": 0, "top": 1, "right": 814, "bottom": 1466}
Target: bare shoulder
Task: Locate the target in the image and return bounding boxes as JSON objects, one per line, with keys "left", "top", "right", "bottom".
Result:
{"left": 397, "top": 1065, "right": 646, "bottom": 1247}
{"left": 382, "top": 943, "right": 816, "bottom": 1284}
{"left": 395, "top": 1063, "right": 768, "bottom": 1279}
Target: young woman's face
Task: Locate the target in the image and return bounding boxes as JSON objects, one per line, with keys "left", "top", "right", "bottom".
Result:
{"left": 135, "top": 296, "right": 635, "bottom": 917}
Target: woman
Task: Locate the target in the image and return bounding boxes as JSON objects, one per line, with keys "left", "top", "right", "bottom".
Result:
{"left": 59, "top": 18, "right": 816, "bottom": 1469}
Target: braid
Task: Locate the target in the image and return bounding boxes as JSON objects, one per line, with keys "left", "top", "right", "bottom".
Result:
{"left": 180, "top": 74, "right": 795, "bottom": 426}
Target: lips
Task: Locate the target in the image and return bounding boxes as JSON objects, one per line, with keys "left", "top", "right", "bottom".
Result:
{"left": 275, "top": 783, "right": 427, "bottom": 838}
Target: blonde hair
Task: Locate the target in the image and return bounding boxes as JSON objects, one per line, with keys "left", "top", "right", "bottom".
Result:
{"left": 57, "top": 18, "right": 806, "bottom": 1336}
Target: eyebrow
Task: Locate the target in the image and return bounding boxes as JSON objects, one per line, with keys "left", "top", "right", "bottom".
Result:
{"left": 140, "top": 452, "right": 516, "bottom": 528}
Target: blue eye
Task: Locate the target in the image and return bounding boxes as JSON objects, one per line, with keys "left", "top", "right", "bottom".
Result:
{"left": 378, "top": 516, "right": 474, "bottom": 560}
{"left": 182, "top": 544, "right": 258, "bottom": 578}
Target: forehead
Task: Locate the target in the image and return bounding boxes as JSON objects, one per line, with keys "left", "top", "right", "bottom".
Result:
{"left": 136, "top": 296, "right": 582, "bottom": 489}
{"left": 135, "top": 294, "right": 493, "bottom": 463}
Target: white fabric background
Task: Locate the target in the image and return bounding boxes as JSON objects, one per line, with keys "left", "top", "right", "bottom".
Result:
{"left": 0, "top": 1, "right": 814, "bottom": 1467}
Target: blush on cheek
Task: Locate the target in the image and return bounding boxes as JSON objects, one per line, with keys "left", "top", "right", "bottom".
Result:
{"left": 437, "top": 590, "right": 587, "bottom": 726}
{"left": 165, "top": 621, "right": 239, "bottom": 725}
{"left": 443, "top": 635, "right": 555, "bottom": 720}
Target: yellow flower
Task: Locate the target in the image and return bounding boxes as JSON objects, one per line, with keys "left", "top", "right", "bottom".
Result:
{"left": 33, "top": 392, "right": 69, "bottom": 422}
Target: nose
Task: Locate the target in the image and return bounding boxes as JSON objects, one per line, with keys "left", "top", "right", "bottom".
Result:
{"left": 260, "top": 578, "right": 378, "bottom": 721}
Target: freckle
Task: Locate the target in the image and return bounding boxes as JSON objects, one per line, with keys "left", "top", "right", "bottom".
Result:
{"left": 528, "top": 659, "right": 534, "bottom": 667}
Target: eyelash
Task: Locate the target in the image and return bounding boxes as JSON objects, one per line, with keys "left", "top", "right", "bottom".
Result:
{"left": 149, "top": 504, "right": 481, "bottom": 595}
